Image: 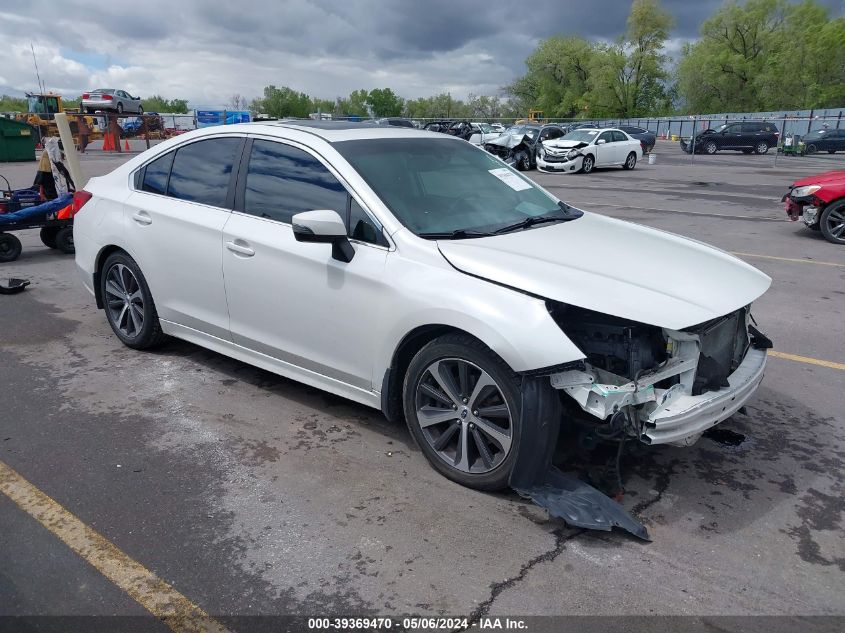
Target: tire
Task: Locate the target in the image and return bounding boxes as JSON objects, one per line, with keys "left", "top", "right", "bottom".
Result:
{"left": 100, "top": 252, "right": 166, "bottom": 349}
{"left": 0, "top": 233, "right": 22, "bottom": 262}
{"left": 514, "top": 151, "right": 530, "bottom": 171}
{"left": 754, "top": 141, "right": 769, "bottom": 154}
{"left": 40, "top": 227, "right": 59, "bottom": 249}
{"left": 116, "top": 103, "right": 124, "bottom": 114}
{"left": 138, "top": 106, "right": 143, "bottom": 115}
{"left": 581, "top": 154, "right": 595, "bottom": 174}
{"left": 704, "top": 141, "right": 717, "bottom": 155}
{"left": 819, "top": 201, "right": 845, "bottom": 245}
{"left": 402, "top": 333, "right": 522, "bottom": 490}
{"left": 805, "top": 144, "right": 817, "bottom": 155}
{"left": 55, "top": 226, "right": 75, "bottom": 254}
{"left": 623, "top": 152, "right": 637, "bottom": 170}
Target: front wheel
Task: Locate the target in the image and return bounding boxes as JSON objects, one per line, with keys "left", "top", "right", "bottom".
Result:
{"left": 403, "top": 334, "right": 522, "bottom": 490}
{"left": 820, "top": 201, "right": 845, "bottom": 245}
{"left": 704, "top": 141, "right": 717, "bottom": 155}
{"left": 581, "top": 154, "right": 595, "bottom": 174}
{"left": 514, "top": 151, "right": 530, "bottom": 171}
{"left": 100, "top": 252, "right": 166, "bottom": 349}
{"left": 805, "top": 144, "right": 817, "bottom": 155}
{"left": 623, "top": 152, "right": 637, "bottom": 170}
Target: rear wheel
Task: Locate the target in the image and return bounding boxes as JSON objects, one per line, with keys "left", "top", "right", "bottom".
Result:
{"left": 514, "top": 151, "right": 530, "bottom": 171}
{"left": 403, "top": 334, "right": 522, "bottom": 490}
{"left": 704, "top": 141, "right": 718, "bottom": 155}
{"left": 116, "top": 103, "right": 124, "bottom": 114}
{"left": 820, "top": 201, "right": 845, "bottom": 245}
{"left": 755, "top": 141, "right": 769, "bottom": 154}
{"left": 138, "top": 106, "right": 143, "bottom": 115}
{"left": 0, "top": 233, "right": 22, "bottom": 262}
{"left": 40, "top": 227, "right": 59, "bottom": 249}
{"left": 805, "top": 144, "right": 817, "bottom": 155}
{"left": 100, "top": 252, "right": 166, "bottom": 349}
{"left": 55, "top": 226, "right": 74, "bottom": 254}
{"left": 623, "top": 152, "right": 637, "bottom": 170}
{"left": 581, "top": 154, "right": 595, "bottom": 174}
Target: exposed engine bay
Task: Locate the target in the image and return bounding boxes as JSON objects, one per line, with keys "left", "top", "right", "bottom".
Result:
{"left": 545, "top": 302, "right": 771, "bottom": 447}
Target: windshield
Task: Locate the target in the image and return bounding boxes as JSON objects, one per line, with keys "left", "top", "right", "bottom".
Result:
{"left": 334, "top": 138, "right": 580, "bottom": 237}
{"left": 476, "top": 123, "right": 494, "bottom": 133}
{"left": 507, "top": 126, "right": 539, "bottom": 141}
{"left": 561, "top": 129, "right": 600, "bottom": 143}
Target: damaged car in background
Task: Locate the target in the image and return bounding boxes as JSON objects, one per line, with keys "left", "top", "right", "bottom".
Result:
{"left": 75, "top": 122, "right": 771, "bottom": 539}
{"left": 537, "top": 127, "right": 643, "bottom": 174}
{"left": 483, "top": 124, "right": 565, "bottom": 170}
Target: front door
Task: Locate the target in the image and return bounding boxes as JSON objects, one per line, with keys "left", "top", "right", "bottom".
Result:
{"left": 594, "top": 131, "right": 617, "bottom": 166}
{"left": 222, "top": 138, "right": 389, "bottom": 391}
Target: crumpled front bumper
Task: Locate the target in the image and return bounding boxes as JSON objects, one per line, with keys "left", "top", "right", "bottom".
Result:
{"left": 642, "top": 348, "right": 767, "bottom": 445}
{"left": 537, "top": 155, "right": 581, "bottom": 173}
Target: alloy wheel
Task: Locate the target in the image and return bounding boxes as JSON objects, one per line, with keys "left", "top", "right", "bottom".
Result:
{"left": 104, "top": 263, "right": 145, "bottom": 338}
{"left": 823, "top": 208, "right": 845, "bottom": 241}
{"left": 756, "top": 142, "right": 769, "bottom": 154}
{"left": 414, "top": 358, "right": 513, "bottom": 474}
{"left": 705, "top": 142, "right": 717, "bottom": 154}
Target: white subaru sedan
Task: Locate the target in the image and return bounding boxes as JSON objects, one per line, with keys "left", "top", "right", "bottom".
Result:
{"left": 537, "top": 127, "right": 643, "bottom": 174}
{"left": 74, "top": 121, "right": 771, "bottom": 491}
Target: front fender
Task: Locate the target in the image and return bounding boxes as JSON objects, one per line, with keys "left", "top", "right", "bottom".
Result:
{"left": 374, "top": 250, "right": 585, "bottom": 388}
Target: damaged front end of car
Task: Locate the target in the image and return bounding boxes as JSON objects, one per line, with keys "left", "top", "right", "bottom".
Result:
{"left": 545, "top": 302, "right": 771, "bottom": 447}
{"left": 537, "top": 141, "right": 588, "bottom": 173}
{"left": 483, "top": 134, "right": 533, "bottom": 170}
{"left": 510, "top": 302, "right": 771, "bottom": 540}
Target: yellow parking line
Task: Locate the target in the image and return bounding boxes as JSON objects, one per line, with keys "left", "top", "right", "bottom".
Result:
{"left": 0, "top": 460, "right": 230, "bottom": 633}
{"left": 731, "top": 252, "right": 845, "bottom": 268}
{"left": 769, "top": 350, "right": 845, "bottom": 371}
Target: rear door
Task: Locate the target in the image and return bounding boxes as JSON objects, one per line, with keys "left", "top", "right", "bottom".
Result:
{"left": 124, "top": 135, "right": 243, "bottom": 340}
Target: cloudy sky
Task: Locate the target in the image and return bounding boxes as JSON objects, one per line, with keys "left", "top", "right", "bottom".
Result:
{"left": 1, "top": 0, "right": 842, "bottom": 107}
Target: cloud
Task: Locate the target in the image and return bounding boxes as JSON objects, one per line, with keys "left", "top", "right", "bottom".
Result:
{"left": 0, "top": 1, "right": 840, "bottom": 106}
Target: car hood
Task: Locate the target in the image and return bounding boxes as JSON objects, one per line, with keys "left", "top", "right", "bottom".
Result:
{"left": 543, "top": 139, "right": 589, "bottom": 150}
{"left": 437, "top": 212, "right": 771, "bottom": 330}
{"left": 791, "top": 170, "right": 845, "bottom": 187}
{"left": 486, "top": 134, "right": 532, "bottom": 149}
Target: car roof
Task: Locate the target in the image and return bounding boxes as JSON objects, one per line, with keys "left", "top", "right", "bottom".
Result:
{"left": 188, "top": 120, "right": 449, "bottom": 143}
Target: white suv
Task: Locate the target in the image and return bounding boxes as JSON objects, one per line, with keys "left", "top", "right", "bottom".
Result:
{"left": 74, "top": 121, "right": 771, "bottom": 491}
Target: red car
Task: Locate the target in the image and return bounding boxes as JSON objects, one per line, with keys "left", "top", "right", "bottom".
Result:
{"left": 783, "top": 170, "right": 845, "bottom": 245}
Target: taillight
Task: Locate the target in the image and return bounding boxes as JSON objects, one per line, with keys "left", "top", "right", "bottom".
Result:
{"left": 72, "top": 190, "right": 93, "bottom": 215}
{"left": 82, "top": 93, "right": 90, "bottom": 99}
{"left": 102, "top": 94, "right": 113, "bottom": 101}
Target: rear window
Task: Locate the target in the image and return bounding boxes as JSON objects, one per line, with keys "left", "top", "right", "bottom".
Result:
{"left": 141, "top": 151, "right": 174, "bottom": 195}
{"left": 167, "top": 138, "right": 241, "bottom": 207}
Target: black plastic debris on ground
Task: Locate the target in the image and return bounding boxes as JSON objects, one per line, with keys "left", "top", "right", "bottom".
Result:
{"left": 511, "top": 377, "right": 650, "bottom": 541}
{"left": 0, "top": 278, "right": 30, "bottom": 295}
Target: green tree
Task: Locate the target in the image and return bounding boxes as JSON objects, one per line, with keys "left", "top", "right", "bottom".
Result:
{"left": 587, "top": 0, "right": 673, "bottom": 117}
{"left": 254, "top": 85, "right": 311, "bottom": 118}
{"left": 141, "top": 95, "right": 189, "bottom": 113}
{"left": 366, "top": 88, "right": 404, "bottom": 117}
{"left": 0, "top": 95, "right": 28, "bottom": 111}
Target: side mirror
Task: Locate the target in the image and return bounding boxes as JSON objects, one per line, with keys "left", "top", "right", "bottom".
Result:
{"left": 292, "top": 210, "right": 354, "bottom": 263}
{"left": 597, "top": 139, "right": 606, "bottom": 145}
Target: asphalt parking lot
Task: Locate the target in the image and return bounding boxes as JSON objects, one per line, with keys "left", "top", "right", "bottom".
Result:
{"left": 1, "top": 142, "right": 844, "bottom": 629}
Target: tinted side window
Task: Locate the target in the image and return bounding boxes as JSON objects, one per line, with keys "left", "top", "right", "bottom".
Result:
{"left": 546, "top": 127, "right": 564, "bottom": 140}
{"left": 612, "top": 131, "right": 627, "bottom": 142}
{"left": 349, "top": 198, "right": 387, "bottom": 246}
{"left": 741, "top": 123, "right": 760, "bottom": 134}
{"left": 141, "top": 151, "right": 174, "bottom": 195}
{"left": 244, "top": 140, "right": 347, "bottom": 224}
{"left": 167, "top": 138, "right": 240, "bottom": 207}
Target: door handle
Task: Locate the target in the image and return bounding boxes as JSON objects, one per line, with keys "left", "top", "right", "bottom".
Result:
{"left": 132, "top": 211, "right": 152, "bottom": 225}
{"left": 226, "top": 240, "right": 255, "bottom": 257}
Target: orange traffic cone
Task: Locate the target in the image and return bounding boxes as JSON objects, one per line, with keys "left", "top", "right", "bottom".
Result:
{"left": 102, "top": 133, "right": 113, "bottom": 151}
{"left": 124, "top": 139, "right": 131, "bottom": 151}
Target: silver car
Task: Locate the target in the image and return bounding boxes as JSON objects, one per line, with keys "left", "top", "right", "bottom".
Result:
{"left": 82, "top": 89, "right": 142, "bottom": 115}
